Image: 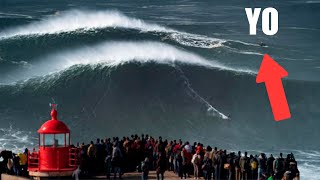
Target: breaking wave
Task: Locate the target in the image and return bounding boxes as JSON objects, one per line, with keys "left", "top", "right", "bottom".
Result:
{"left": 8, "top": 41, "right": 255, "bottom": 84}
{"left": 0, "top": 9, "right": 247, "bottom": 49}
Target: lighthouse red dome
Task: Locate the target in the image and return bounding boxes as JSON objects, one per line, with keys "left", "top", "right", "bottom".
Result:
{"left": 38, "top": 108, "right": 70, "bottom": 134}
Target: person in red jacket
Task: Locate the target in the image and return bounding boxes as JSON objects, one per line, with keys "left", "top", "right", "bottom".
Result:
{"left": 182, "top": 142, "right": 192, "bottom": 179}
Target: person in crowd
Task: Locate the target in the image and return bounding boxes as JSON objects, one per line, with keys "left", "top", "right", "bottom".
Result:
{"left": 173, "top": 141, "right": 181, "bottom": 175}
{"left": 79, "top": 143, "right": 88, "bottom": 176}
{"left": 95, "top": 138, "right": 103, "bottom": 172}
{"left": 273, "top": 153, "right": 285, "bottom": 180}
{"left": 181, "top": 144, "right": 191, "bottom": 179}
{"left": 105, "top": 154, "right": 112, "bottom": 179}
{"left": 176, "top": 147, "right": 185, "bottom": 179}
{"left": 141, "top": 157, "right": 150, "bottom": 180}
{"left": 288, "top": 160, "right": 299, "bottom": 180}
{"left": 192, "top": 150, "right": 201, "bottom": 179}
{"left": 250, "top": 155, "right": 258, "bottom": 179}
{"left": 202, "top": 151, "right": 213, "bottom": 180}
{"left": 267, "top": 154, "right": 275, "bottom": 175}
{"left": 165, "top": 141, "right": 174, "bottom": 171}
{"left": 226, "top": 152, "right": 235, "bottom": 180}
{"left": 87, "top": 141, "right": 96, "bottom": 176}
{"left": 258, "top": 153, "right": 267, "bottom": 180}
{"left": 17, "top": 151, "right": 27, "bottom": 176}
{"left": 72, "top": 166, "right": 81, "bottom": 180}
{"left": 7, "top": 156, "right": 13, "bottom": 174}
{"left": 213, "top": 149, "right": 221, "bottom": 180}
{"left": 221, "top": 150, "right": 228, "bottom": 179}
{"left": 240, "top": 152, "right": 250, "bottom": 180}
{"left": 156, "top": 152, "right": 166, "bottom": 180}
{"left": 281, "top": 171, "right": 290, "bottom": 180}
{"left": 12, "top": 153, "right": 20, "bottom": 176}
{"left": 112, "top": 142, "right": 123, "bottom": 179}
{"left": 284, "top": 154, "right": 291, "bottom": 171}
{"left": 234, "top": 151, "right": 241, "bottom": 180}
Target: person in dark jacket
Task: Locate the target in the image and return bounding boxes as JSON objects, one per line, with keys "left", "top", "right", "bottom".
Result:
{"left": 266, "top": 154, "right": 275, "bottom": 175}
{"left": 227, "top": 152, "right": 235, "bottom": 180}
{"left": 12, "top": 154, "right": 20, "bottom": 176}
{"left": 273, "top": 153, "right": 285, "bottom": 180}
{"left": 177, "top": 148, "right": 184, "bottom": 179}
{"left": 258, "top": 153, "right": 267, "bottom": 180}
{"left": 202, "top": 153, "right": 213, "bottom": 180}
{"left": 220, "top": 150, "right": 228, "bottom": 179}
{"left": 234, "top": 151, "right": 241, "bottom": 180}
{"left": 288, "top": 161, "right": 299, "bottom": 179}
{"left": 239, "top": 152, "right": 249, "bottom": 180}
{"left": 156, "top": 152, "right": 166, "bottom": 180}
{"left": 105, "top": 155, "right": 112, "bottom": 179}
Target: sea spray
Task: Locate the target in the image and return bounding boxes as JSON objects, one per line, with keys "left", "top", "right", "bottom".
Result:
{"left": 6, "top": 41, "right": 255, "bottom": 84}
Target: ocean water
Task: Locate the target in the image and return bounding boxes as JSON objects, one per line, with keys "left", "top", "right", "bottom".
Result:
{"left": 0, "top": 0, "right": 319, "bottom": 179}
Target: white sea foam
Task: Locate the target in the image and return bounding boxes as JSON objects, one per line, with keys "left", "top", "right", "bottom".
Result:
{"left": 0, "top": 10, "right": 168, "bottom": 37}
{"left": 0, "top": 9, "right": 229, "bottom": 49}
{"left": 56, "top": 41, "right": 222, "bottom": 69}
{"left": 299, "top": 162, "right": 320, "bottom": 179}
{"left": 244, "top": 149, "right": 320, "bottom": 179}
{"left": 0, "top": 125, "right": 36, "bottom": 153}
{"left": 16, "top": 41, "right": 254, "bottom": 81}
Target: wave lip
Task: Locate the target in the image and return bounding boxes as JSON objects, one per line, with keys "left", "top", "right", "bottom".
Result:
{"left": 0, "top": 9, "right": 227, "bottom": 49}
{"left": 0, "top": 9, "right": 260, "bottom": 50}
{"left": 3, "top": 41, "right": 255, "bottom": 86}
{"left": 0, "top": 9, "right": 169, "bottom": 38}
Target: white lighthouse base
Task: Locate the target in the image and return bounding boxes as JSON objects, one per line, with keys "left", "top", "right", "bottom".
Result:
{"left": 29, "top": 170, "right": 74, "bottom": 180}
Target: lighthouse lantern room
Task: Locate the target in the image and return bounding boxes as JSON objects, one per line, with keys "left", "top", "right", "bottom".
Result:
{"left": 28, "top": 103, "right": 79, "bottom": 178}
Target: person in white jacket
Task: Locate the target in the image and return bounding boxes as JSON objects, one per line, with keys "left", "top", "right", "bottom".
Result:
{"left": 191, "top": 151, "right": 201, "bottom": 179}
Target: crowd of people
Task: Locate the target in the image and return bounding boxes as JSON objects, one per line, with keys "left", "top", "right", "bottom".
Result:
{"left": 75, "top": 134, "right": 300, "bottom": 180}
{"left": 0, "top": 134, "right": 300, "bottom": 180}
{"left": 0, "top": 148, "right": 29, "bottom": 177}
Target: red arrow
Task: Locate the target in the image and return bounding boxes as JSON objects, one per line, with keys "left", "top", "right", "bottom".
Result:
{"left": 256, "top": 54, "right": 291, "bottom": 121}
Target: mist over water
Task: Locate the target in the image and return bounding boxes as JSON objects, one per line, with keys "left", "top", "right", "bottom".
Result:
{"left": 0, "top": 0, "right": 319, "bottom": 179}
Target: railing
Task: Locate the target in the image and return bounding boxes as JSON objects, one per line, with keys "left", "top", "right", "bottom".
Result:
{"left": 69, "top": 148, "right": 80, "bottom": 167}
{"left": 28, "top": 148, "right": 79, "bottom": 170}
{"left": 28, "top": 151, "right": 39, "bottom": 169}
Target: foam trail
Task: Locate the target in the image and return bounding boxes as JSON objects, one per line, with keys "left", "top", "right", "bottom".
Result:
{"left": 0, "top": 9, "right": 225, "bottom": 49}
{"left": 225, "top": 47, "right": 264, "bottom": 56}
{"left": 174, "top": 66, "right": 229, "bottom": 120}
{"left": 91, "top": 69, "right": 113, "bottom": 118}
{"left": 0, "top": 12, "right": 33, "bottom": 19}
{"left": 8, "top": 41, "right": 254, "bottom": 84}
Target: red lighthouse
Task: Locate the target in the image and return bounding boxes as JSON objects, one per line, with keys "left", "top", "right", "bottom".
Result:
{"left": 28, "top": 103, "right": 79, "bottom": 178}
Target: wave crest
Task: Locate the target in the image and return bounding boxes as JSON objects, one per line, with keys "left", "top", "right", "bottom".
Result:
{"left": 0, "top": 9, "right": 227, "bottom": 49}
{"left": 8, "top": 41, "right": 254, "bottom": 84}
